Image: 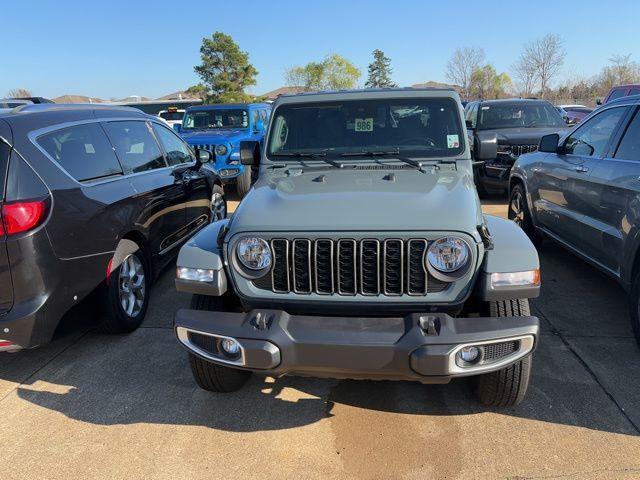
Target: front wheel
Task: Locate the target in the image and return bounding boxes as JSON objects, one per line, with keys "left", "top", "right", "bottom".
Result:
{"left": 235, "top": 167, "right": 252, "bottom": 198}
{"left": 187, "top": 293, "right": 251, "bottom": 392}
{"left": 628, "top": 273, "right": 640, "bottom": 347}
{"left": 508, "top": 183, "right": 543, "bottom": 246}
{"left": 474, "top": 299, "right": 533, "bottom": 407}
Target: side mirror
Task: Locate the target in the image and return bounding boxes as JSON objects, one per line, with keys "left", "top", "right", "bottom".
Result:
{"left": 254, "top": 120, "right": 265, "bottom": 133}
{"left": 195, "top": 148, "right": 212, "bottom": 164}
{"left": 473, "top": 131, "right": 498, "bottom": 160}
{"left": 173, "top": 124, "right": 182, "bottom": 134}
{"left": 538, "top": 133, "right": 560, "bottom": 153}
{"left": 465, "top": 119, "right": 474, "bottom": 129}
{"left": 596, "top": 99, "right": 603, "bottom": 106}
{"left": 240, "top": 140, "right": 260, "bottom": 166}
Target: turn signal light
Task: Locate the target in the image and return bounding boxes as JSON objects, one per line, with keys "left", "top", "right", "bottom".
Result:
{"left": 1, "top": 200, "right": 47, "bottom": 236}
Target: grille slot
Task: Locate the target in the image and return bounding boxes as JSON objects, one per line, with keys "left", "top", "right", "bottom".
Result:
{"left": 315, "top": 239, "right": 334, "bottom": 294}
{"left": 383, "top": 240, "right": 403, "bottom": 295}
{"left": 407, "top": 240, "right": 428, "bottom": 295}
{"left": 292, "top": 239, "right": 312, "bottom": 293}
{"left": 337, "top": 240, "right": 357, "bottom": 295}
{"left": 271, "top": 239, "right": 290, "bottom": 292}
{"left": 258, "top": 238, "right": 453, "bottom": 296}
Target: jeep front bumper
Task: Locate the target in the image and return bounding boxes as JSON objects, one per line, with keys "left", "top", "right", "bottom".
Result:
{"left": 175, "top": 309, "right": 539, "bottom": 383}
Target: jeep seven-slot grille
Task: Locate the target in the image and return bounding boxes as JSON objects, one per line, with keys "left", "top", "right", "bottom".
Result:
{"left": 256, "top": 238, "right": 449, "bottom": 296}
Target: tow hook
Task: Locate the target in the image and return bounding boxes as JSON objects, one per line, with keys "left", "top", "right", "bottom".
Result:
{"left": 419, "top": 315, "right": 440, "bottom": 336}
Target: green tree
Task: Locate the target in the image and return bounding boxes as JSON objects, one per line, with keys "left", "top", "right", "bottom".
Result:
{"left": 286, "top": 54, "right": 361, "bottom": 91}
{"left": 194, "top": 32, "right": 258, "bottom": 103}
{"left": 469, "top": 65, "right": 512, "bottom": 99}
{"left": 185, "top": 84, "right": 209, "bottom": 101}
{"left": 365, "top": 49, "right": 397, "bottom": 88}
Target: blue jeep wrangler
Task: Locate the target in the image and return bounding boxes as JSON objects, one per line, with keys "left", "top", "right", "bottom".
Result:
{"left": 177, "top": 103, "right": 271, "bottom": 197}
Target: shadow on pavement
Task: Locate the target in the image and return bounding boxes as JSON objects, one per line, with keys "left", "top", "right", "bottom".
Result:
{"left": 2, "top": 222, "right": 640, "bottom": 439}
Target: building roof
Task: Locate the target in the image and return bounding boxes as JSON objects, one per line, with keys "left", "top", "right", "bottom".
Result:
{"left": 261, "top": 86, "right": 307, "bottom": 100}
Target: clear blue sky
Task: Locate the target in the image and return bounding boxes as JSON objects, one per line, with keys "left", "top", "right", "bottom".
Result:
{"left": 2, "top": 0, "right": 639, "bottom": 99}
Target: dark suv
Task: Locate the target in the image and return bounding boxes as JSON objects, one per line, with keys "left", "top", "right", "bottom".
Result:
{"left": 465, "top": 99, "right": 567, "bottom": 195}
{"left": 0, "top": 104, "right": 225, "bottom": 350}
{"left": 510, "top": 95, "right": 640, "bottom": 345}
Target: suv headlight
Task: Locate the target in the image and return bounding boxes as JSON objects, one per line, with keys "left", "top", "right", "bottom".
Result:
{"left": 426, "top": 237, "right": 470, "bottom": 273}
{"left": 215, "top": 144, "right": 228, "bottom": 156}
{"left": 236, "top": 237, "right": 272, "bottom": 270}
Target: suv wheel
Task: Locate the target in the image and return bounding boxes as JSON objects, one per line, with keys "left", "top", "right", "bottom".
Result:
{"left": 508, "top": 183, "right": 543, "bottom": 246}
{"left": 100, "top": 248, "right": 150, "bottom": 333}
{"left": 628, "top": 273, "right": 640, "bottom": 347}
{"left": 475, "top": 299, "right": 533, "bottom": 407}
{"left": 235, "top": 166, "right": 252, "bottom": 198}
{"left": 210, "top": 184, "right": 227, "bottom": 222}
{"left": 187, "top": 294, "right": 252, "bottom": 392}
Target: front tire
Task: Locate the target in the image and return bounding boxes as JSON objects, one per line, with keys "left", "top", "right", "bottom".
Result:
{"left": 474, "top": 299, "right": 533, "bottom": 407}
{"left": 188, "top": 294, "right": 251, "bottom": 392}
{"left": 628, "top": 273, "right": 640, "bottom": 347}
{"left": 235, "top": 167, "right": 252, "bottom": 198}
{"left": 508, "top": 183, "right": 543, "bottom": 247}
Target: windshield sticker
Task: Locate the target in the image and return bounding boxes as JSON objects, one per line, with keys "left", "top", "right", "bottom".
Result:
{"left": 447, "top": 134, "right": 460, "bottom": 149}
{"left": 354, "top": 118, "right": 374, "bottom": 132}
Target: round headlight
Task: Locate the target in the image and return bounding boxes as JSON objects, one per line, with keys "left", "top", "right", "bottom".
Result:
{"left": 236, "top": 237, "right": 272, "bottom": 270}
{"left": 426, "top": 237, "right": 470, "bottom": 273}
{"left": 215, "top": 144, "right": 228, "bottom": 156}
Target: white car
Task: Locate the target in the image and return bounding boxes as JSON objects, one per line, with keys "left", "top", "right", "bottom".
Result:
{"left": 157, "top": 108, "right": 185, "bottom": 128}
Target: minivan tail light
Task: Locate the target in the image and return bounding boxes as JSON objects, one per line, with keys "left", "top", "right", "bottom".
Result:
{"left": 2, "top": 200, "right": 47, "bottom": 235}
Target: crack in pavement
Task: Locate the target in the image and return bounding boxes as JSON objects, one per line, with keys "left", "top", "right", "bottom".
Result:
{"left": 533, "top": 304, "right": 640, "bottom": 434}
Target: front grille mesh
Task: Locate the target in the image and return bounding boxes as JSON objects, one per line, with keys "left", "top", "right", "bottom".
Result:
{"left": 510, "top": 144, "right": 538, "bottom": 156}
{"left": 483, "top": 341, "right": 518, "bottom": 361}
{"left": 256, "top": 238, "right": 451, "bottom": 296}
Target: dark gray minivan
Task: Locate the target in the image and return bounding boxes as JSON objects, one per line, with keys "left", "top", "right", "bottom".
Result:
{"left": 0, "top": 104, "right": 225, "bottom": 350}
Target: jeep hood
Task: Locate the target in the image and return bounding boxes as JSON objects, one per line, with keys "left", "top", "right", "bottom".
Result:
{"left": 180, "top": 128, "right": 247, "bottom": 143}
{"left": 228, "top": 167, "right": 483, "bottom": 234}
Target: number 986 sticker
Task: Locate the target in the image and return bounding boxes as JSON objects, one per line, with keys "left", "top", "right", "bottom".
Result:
{"left": 355, "top": 118, "right": 374, "bottom": 132}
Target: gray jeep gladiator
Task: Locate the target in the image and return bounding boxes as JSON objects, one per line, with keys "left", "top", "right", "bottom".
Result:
{"left": 174, "top": 88, "right": 541, "bottom": 407}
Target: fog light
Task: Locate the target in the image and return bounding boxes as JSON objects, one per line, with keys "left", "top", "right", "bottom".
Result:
{"left": 177, "top": 267, "right": 214, "bottom": 282}
{"left": 220, "top": 338, "right": 240, "bottom": 355}
{"left": 458, "top": 346, "right": 480, "bottom": 363}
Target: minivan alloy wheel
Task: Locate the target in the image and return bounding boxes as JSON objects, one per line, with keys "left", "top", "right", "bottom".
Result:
{"left": 118, "top": 254, "right": 146, "bottom": 317}
{"left": 210, "top": 191, "right": 226, "bottom": 222}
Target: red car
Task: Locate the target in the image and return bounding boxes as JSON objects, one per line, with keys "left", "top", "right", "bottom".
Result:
{"left": 600, "top": 84, "right": 640, "bottom": 104}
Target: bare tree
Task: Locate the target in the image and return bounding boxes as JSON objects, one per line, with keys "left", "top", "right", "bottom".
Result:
{"left": 445, "top": 47, "right": 485, "bottom": 100}
{"left": 520, "top": 34, "right": 565, "bottom": 98}
{"left": 6, "top": 88, "right": 32, "bottom": 98}
{"left": 512, "top": 55, "right": 538, "bottom": 97}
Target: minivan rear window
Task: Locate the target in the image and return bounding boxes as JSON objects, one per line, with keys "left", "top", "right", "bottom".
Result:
{"left": 38, "top": 123, "right": 123, "bottom": 182}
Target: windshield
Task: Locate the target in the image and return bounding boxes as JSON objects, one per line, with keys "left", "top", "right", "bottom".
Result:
{"left": 266, "top": 98, "right": 465, "bottom": 159}
{"left": 478, "top": 102, "right": 565, "bottom": 129}
{"left": 159, "top": 111, "right": 184, "bottom": 121}
{"left": 182, "top": 109, "right": 248, "bottom": 130}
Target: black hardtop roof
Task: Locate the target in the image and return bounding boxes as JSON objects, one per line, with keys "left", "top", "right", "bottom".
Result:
{"left": 279, "top": 86, "right": 456, "bottom": 99}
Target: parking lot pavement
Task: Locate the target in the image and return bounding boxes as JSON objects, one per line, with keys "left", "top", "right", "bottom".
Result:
{"left": 1, "top": 201, "right": 640, "bottom": 480}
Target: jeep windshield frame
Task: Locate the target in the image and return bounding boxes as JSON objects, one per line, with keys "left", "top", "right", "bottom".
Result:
{"left": 181, "top": 108, "right": 249, "bottom": 131}
{"left": 265, "top": 97, "right": 465, "bottom": 161}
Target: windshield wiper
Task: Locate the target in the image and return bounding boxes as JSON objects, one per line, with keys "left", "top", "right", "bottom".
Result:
{"left": 340, "top": 150, "right": 427, "bottom": 172}
{"left": 271, "top": 152, "right": 344, "bottom": 168}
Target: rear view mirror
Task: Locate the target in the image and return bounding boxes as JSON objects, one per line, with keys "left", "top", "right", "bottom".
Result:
{"left": 473, "top": 132, "right": 498, "bottom": 160}
{"left": 240, "top": 141, "right": 260, "bottom": 166}
{"left": 538, "top": 133, "right": 560, "bottom": 153}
